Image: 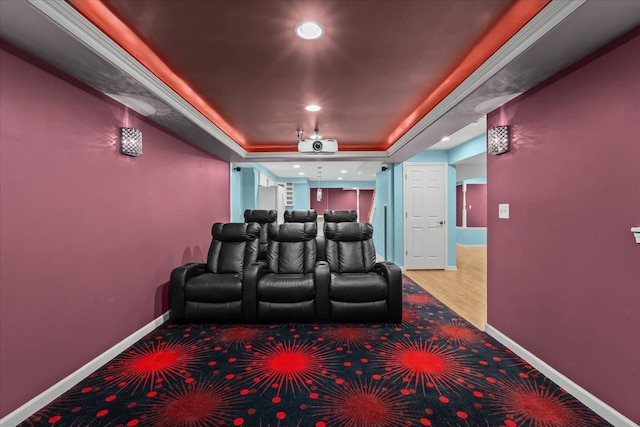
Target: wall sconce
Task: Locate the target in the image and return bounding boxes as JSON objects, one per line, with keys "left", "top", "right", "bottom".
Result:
{"left": 120, "top": 127, "right": 142, "bottom": 157}
{"left": 488, "top": 125, "right": 510, "bottom": 155}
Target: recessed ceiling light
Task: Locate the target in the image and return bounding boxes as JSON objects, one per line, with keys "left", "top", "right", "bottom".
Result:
{"left": 337, "top": 177, "right": 343, "bottom": 180}
{"left": 295, "top": 21, "right": 324, "bottom": 40}
{"left": 441, "top": 136, "right": 450, "bottom": 142}
{"left": 298, "top": 172, "right": 305, "bottom": 176}
{"left": 340, "top": 170, "right": 347, "bottom": 174}
{"left": 293, "top": 164, "right": 300, "bottom": 168}
{"left": 305, "top": 104, "right": 321, "bottom": 112}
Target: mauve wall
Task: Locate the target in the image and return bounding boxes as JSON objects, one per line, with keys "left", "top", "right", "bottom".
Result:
{"left": 466, "top": 184, "right": 486, "bottom": 227}
{"left": 310, "top": 188, "right": 357, "bottom": 213}
{"left": 0, "top": 47, "right": 230, "bottom": 417}
{"left": 456, "top": 185, "right": 463, "bottom": 226}
{"left": 310, "top": 188, "right": 328, "bottom": 212}
{"left": 487, "top": 29, "right": 640, "bottom": 423}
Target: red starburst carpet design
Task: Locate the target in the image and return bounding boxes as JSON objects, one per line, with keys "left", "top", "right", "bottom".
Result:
{"left": 20, "top": 277, "right": 611, "bottom": 427}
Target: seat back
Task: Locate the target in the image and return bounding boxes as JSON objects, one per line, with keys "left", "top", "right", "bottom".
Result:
{"left": 208, "top": 223, "right": 260, "bottom": 274}
{"left": 323, "top": 210, "right": 357, "bottom": 223}
{"left": 324, "top": 222, "right": 376, "bottom": 273}
{"left": 284, "top": 209, "right": 317, "bottom": 223}
{"left": 267, "top": 222, "right": 317, "bottom": 274}
{"left": 243, "top": 209, "right": 277, "bottom": 259}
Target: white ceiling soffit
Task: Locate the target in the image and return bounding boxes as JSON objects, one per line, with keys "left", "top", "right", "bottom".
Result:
{"left": 428, "top": 118, "right": 486, "bottom": 151}
{"left": 254, "top": 161, "right": 382, "bottom": 183}
{"left": 0, "top": 0, "right": 247, "bottom": 162}
{"left": 386, "top": 0, "right": 640, "bottom": 163}
{"left": 2, "top": 1, "right": 640, "bottom": 163}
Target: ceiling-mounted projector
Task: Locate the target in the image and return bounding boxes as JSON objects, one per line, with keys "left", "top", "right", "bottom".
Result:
{"left": 298, "top": 138, "right": 338, "bottom": 153}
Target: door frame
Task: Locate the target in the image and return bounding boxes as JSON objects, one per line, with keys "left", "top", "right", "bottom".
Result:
{"left": 403, "top": 162, "right": 449, "bottom": 269}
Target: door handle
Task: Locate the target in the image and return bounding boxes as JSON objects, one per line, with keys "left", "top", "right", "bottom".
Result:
{"left": 437, "top": 220, "right": 445, "bottom": 226}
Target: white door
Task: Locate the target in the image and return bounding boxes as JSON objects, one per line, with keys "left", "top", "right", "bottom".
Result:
{"left": 404, "top": 164, "right": 446, "bottom": 269}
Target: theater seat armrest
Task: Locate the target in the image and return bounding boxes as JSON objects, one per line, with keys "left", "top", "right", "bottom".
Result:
{"left": 243, "top": 261, "right": 267, "bottom": 322}
{"left": 245, "top": 260, "right": 268, "bottom": 280}
{"left": 314, "top": 261, "right": 330, "bottom": 321}
{"left": 315, "top": 236, "right": 326, "bottom": 262}
{"left": 375, "top": 262, "right": 403, "bottom": 323}
{"left": 169, "top": 263, "right": 208, "bottom": 322}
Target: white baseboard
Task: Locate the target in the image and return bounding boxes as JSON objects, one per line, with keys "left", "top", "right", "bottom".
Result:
{"left": 455, "top": 244, "right": 487, "bottom": 247}
{"left": 445, "top": 266, "right": 458, "bottom": 271}
{"left": 1, "top": 312, "right": 170, "bottom": 427}
{"left": 485, "top": 324, "right": 638, "bottom": 427}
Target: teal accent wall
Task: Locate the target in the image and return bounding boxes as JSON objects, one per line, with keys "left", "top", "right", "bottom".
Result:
{"left": 407, "top": 150, "right": 449, "bottom": 163}
{"left": 392, "top": 164, "right": 403, "bottom": 265}
{"left": 241, "top": 168, "right": 258, "bottom": 213}
{"left": 287, "top": 178, "right": 310, "bottom": 209}
{"left": 369, "top": 167, "right": 401, "bottom": 264}
{"left": 456, "top": 227, "right": 487, "bottom": 246}
{"left": 372, "top": 170, "right": 390, "bottom": 260}
{"left": 446, "top": 163, "right": 457, "bottom": 266}
{"left": 230, "top": 163, "right": 244, "bottom": 222}
{"left": 448, "top": 134, "right": 486, "bottom": 164}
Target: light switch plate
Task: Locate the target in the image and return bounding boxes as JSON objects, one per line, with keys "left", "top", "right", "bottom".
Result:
{"left": 498, "top": 204, "right": 509, "bottom": 219}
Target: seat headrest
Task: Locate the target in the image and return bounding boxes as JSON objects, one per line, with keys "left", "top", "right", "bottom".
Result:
{"left": 323, "top": 210, "right": 357, "bottom": 223}
{"left": 324, "top": 222, "right": 373, "bottom": 241}
{"left": 243, "top": 209, "right": 277, "bottom": 223}
{"left": 268, "top": 222, "right": 317, "bottom": 241}
{"left": 212, "top": 222, "right": 260, "bottom": 242}
{"left": 284, "top": 209, "right": 317, "bottom": 223}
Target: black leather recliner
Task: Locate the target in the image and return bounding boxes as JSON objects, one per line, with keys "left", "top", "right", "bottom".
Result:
{"left": 243, "top": 209, "right": 277, "bottom": 259}
{"left": 284, "top": 209, "right": 317, "bottom": 223}
{"left": 249, "top": 222, "right": 330, "bottom": 322}
{"left": 324, "top": 210, "right": 357, "bottom": 223}
{"left": 170, "top": 222, "right": 261, "bottom": 323}
{"left": 324, "top": 222, "right": 402, "bottom": 322}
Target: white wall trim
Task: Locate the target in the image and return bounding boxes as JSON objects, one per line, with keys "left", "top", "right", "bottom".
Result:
{"left": 386, "top": 0, "right": 587, "bottom": 157}
{"left": 25, "top": 0, "right": 246, "bottom": 157}
{"left": 1, "top": 312, "right": 170, "bottom": 427}
{"left": 485, "top": 324, "right": 638, "bottom": 427}
{"left": 456, "top": 244, "right": 487, "bottom": 248}
{"left": 445, "top": 266, "right": 458, "bottom": 271}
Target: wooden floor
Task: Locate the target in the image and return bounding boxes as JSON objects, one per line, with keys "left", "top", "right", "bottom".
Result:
{"left": 404, "top": 246, "right": 487, "bottom": 330}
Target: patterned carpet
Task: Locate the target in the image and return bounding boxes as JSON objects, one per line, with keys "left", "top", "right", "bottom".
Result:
{"left": 21, "top": 276, "right": 611, "bottom": 426}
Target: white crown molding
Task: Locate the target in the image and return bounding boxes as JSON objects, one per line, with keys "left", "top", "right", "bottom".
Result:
{"left": 386, "top": 0, "right": 588, "bottom": 156}
{"left": 0, "top": 312, "right": 170, "bottom": 427}
{"left": 485, "top": 324, "right": 639, "bottom": 427}
{"left": 23, "top": 0, "right": 592, "bottom": 162}
{"left": 25, "top": 0, "right": 247, "bottom": 158}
